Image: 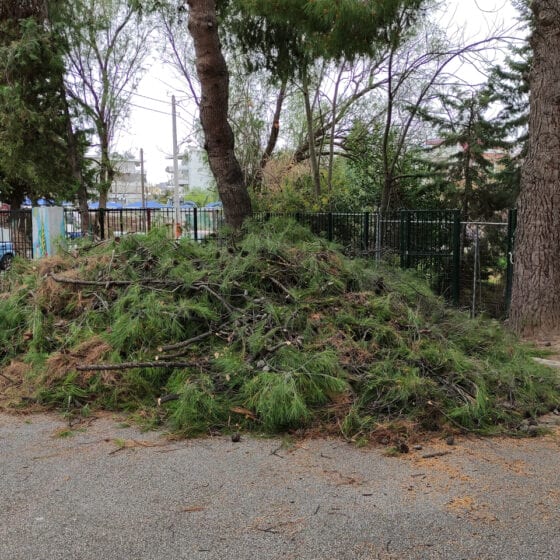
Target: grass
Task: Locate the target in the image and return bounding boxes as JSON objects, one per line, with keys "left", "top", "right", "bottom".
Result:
{"left": 0, "top": 218, "right": 558, "bottom": 440}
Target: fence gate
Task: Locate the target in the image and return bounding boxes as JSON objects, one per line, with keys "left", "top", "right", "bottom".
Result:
{"left": 399, "top": 209, "right": 461, "bottom": 305}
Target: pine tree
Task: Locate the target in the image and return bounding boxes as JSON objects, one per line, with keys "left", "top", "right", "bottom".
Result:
{"left": 417, "top": 89, "right": 512, "bottom": 220}
{"left": 483, "top": 2, "right": 531, "bottom": 200}
{"left": 510, "top": 0, "right": 560, "bottom": 336}
{"left": 0, "top": 3, "right": 75, "bottom": 207}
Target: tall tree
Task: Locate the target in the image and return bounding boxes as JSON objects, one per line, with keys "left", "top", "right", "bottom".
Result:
{"left": 63, "top": 0, "right": 152, "bottom": 209}
{"left": 483, "top": 1, "right": 530, "bottom": 200}
{"left": 417, "top": 88, "right": 511, "bottom": 220}
{"left": 162, "top": 1, "right": 428, "bottom": 223}
{"left": 159, "top": 5, "right": 287, "bottom": 191}
{"left": 186, "top": 0, "right": 252, "bottom": 228}
{"left": 509, "top": 0, "right": 560, "bottom": 336}
{"left": 0, "top": 1, "right": 74, "bottom": 207}
{"left": 227, "top": 0, "right": 427, "bottom": 201}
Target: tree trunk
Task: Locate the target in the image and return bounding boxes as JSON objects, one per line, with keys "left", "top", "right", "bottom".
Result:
{"left": 302, "top": 66, "right": 322, "bottom": 199}
{"left": 187, "top": 0, "right": 251, "bottom": 229}
{"left": 380, "top": 49, "right": 395, "bottom": 213}
{"left": 327, "top": 65, "right": 344, "bottom": 196}
{"left": 254, "top": 79, "right": 287, "bottom": 191}
{"left": 60, "top": 84, "right": 90, "bottom": 233}
{"left": 98, "top": 126, "right": 114, "bottom": 210}
{"left": 509, "top": 0, "right": 560, "bottom": 337}
{"left": 462, "top": 150, "right": 473, "bottom": 220}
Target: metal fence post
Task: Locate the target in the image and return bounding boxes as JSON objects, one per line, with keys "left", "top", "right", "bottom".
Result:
{"left": 471, "top": 224, "right": 480, "bottom": 318}
{"left": 452, "top": 210, "right": 461, "bottom": 307}
{"left": 375, "top": 211, "right": 382, "bottom": 262}
{"left": 505, "top": 208, "right": 517, "bottom": 313}
{"left": 363, "top": 211, "right": 370, "bottom": 253}
{"left": 193, "top": 208, "right": 198, "bottom": 242}
{"left": 327, "top": 212, "right": 334, "bottom": 242}
{"left": 399, "top": 210, "right": 407, "bottom": 268}
{"left": 99, "top": 209, "right": 105, "bottom": 240}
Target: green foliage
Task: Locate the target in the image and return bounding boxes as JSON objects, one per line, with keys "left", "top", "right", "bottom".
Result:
{"left": 166, "top": 373, "right": 224, "bottom": 435}
{"left": 243, "top": 348, "right": 348, "bottom": 430}
{"left": 482, "top": 9, "right": 530, "bottom": 200}
{"left": 340, "top": 120, "right": 436, "bottom": 211}
{"left": 35, "top": 371, "right": 89, "bottom": 407}
{"left": 416, "top": 87, "right": 516, "bottom": 219}
{"left": 0, "top": 296, "right": 26, "bottom": 358}
{"left": 1, "top": 220, "right": 558, "bottom": 439}
{"left": 224, "top": 0, "right": 426, "bottom": 80}
{"left": 60, "top": 0, "right": 153, "bottom": 203}
{"left": 108, "top": 286, "right": 187, "bottom": 353}
{"left": 0, "top": 15, "right": 74, "bottom": 204}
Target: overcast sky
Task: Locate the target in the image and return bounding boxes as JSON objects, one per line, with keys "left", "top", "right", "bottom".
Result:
{"left": 115, "top": 0, "right": 525, "bottom": 185}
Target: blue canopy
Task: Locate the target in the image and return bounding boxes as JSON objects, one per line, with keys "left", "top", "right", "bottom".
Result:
{"left": 22, "top": 197, "right": 55, "bottom": 207}
{"left": 37, "top": 198, "right": 55, "bottom": 206}
{"left": 124, "top": 200, "right": 164, "bottom": 209}
{"left": 180, "top": 201, "right": 198, "bottom": 209}
{"left": 88, "top": 201, "right": 123, "bottom": 209}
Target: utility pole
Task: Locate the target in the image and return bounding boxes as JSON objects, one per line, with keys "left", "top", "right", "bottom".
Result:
{"left": 171, "top": 95, "right": 181, "bottom": 238}
{"left": 140, "top": 148, "right": 146, "bottom": 231}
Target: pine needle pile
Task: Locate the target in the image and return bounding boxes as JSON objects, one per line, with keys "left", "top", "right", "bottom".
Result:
{"left": 0, "top": 219, "right": 558, "bottom": 439}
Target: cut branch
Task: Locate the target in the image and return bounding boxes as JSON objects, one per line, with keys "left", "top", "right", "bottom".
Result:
{"left": 50, "top": 274, "right": 182, "bottom": 288}
{"left": 76, "top": 361, "right": 194, "bottom": 371}
{"left": 193, "top": 282, "right": 239, "bottom": 313}
{"left": 158, "top": 330, "right": 213, "bottom": 353}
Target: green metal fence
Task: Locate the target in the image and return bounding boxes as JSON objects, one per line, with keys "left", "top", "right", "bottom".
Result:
{"left": 398, "top": 210, "right": 461, "bottom": 305}
{"left": 254, "top": 210, "right": 516, "bottom": 318}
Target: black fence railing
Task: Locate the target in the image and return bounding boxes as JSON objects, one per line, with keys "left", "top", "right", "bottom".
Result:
{"left": 1, "top": 207, "right": 516, "bottom": 318}
{"left": 64, "top": 207, "right": 223, "bottom": 242}
{"left": 0, "top": 209, "right": 33, "bottom": 260}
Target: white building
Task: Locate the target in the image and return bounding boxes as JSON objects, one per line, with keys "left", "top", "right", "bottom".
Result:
{"left": 165, "top": 149, "right": 215, "bottom": 194}
{"left": 109, "top": 158, "right": 147, "bottom": 205}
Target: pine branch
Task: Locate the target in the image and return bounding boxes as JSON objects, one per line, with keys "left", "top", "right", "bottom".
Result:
{"left": 50, "top": 274, "right": 182, "bottom": 288}
{"left": 76, "top": 361, "right": 194, "bottom": 371}
{"left": 157, "top": 330, "right": 214, "bottom": 353}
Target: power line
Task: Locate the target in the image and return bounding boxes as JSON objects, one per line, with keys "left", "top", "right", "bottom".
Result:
{"left": 79, "top": 76, "right": 199, "bottom": 123}
{"left": 127, "top": 101, "right": 195, "bottom": 132}
{"left": 128, "top": 101, "right": 171, "bottom": 116}
{"left": 128, "top": 89, "right": 171, "bottom": 105}
{"left": 88, "top": 75, "right": 190, "bottom": 106}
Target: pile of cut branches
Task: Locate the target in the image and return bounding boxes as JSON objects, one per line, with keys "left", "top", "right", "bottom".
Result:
{"left": 0, "top": 219, "right": 558, "bottom": 439}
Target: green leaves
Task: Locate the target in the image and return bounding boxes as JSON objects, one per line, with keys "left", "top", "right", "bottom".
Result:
{"left": 224, "top": 0, "right": 426, "bottom": 79}
{"left": 0, "top": 15, "right": 73, "bottom": 203}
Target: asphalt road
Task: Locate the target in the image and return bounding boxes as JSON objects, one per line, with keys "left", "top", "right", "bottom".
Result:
{"left": 1, "top": 413, "right": 559, "bottom": 560}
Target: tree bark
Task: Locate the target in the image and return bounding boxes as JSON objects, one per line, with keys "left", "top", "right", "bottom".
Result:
{"left": 98, "top": 124, "right": 114, "bottom": 210}
{"left": 302, "top": 66, "right": 322, "bottom": 199}
{"left": 327, "top": 65, "right": 344, "bottom": 195}
{"left": 59, "top": 84, "right": 90, "bottom": 233}
{"left": 380, "top": 49, "right": 396, "bottom": 213}
{"left": 187, "top": 0, "right": 251, "bottom": 229}
{"left": 509, "top": 0, "right": 560, "bottom": 337}
{"left": 254, "top": 80, "right": 287, "bottom": 191}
